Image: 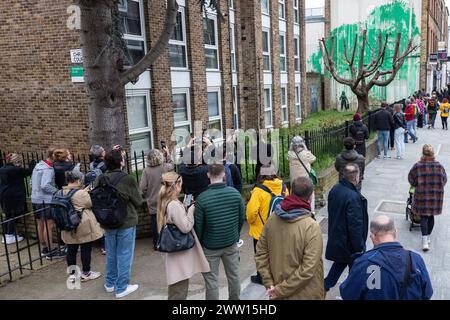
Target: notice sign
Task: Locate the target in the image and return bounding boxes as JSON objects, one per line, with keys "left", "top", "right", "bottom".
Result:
{"left": 70, "top": 66, "right": 84, "bottom": 82}
{"left": 70, "top": 49, "right": 83, "bottom": 63}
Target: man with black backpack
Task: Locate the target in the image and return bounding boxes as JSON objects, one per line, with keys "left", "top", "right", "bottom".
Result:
{"left": 85, "top": 145, "right": 107, "bottom": 187}
{"left": 91, "top": 149, "right": 143, "bottom": 299}
{"left": 340, "top": 215, "right": 433, "bottom": 300}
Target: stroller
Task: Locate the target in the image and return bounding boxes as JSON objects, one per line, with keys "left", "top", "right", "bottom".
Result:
{"left": 406, "top": 186, "right": 421, "bottom": 231}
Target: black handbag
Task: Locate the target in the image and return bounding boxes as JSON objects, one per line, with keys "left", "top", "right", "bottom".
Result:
{"left": 156, "top": 203, "right": 195, "bottom": 253}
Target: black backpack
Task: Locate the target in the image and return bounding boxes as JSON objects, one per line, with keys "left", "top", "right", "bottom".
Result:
{"left": 84, "top": 161, "right": 106, "bottom": 187}
{"left": 51, "top": 189, "right": 82, "bottom": 232}
{"left": 255, "top": 183, "right": 287, "bottom": 225}
{"left": 90, "top": 172, "right": 128, "bottom": 229}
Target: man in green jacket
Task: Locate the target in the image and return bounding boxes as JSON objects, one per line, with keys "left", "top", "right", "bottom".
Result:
{"left": 194, "top": 164, "right": 246, "bottom": 300}
{"left": 94, "top": 149, "right": 143, "bottom": 299}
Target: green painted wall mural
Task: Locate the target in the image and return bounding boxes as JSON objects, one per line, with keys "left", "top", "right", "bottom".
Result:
{"left": 309, "top": 0, "right": 421, "bottom": 102}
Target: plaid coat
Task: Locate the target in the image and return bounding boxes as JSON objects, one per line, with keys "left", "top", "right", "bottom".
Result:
{"left": 408, "top": 159, "right": 447, "bottom": 216}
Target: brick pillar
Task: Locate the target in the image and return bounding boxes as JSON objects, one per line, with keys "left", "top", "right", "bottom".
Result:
{"left": 234, "top": 0, "right": 245, "bottom": 129}
{"left": 186, "top": 1, "right": 209, "bottom": 128}
{"left": 323, "top": 0, "right": 332, "bottom": 110}
{"left": 299, "top": 0, "right": 309, "bottom": 118}
{"left": 240, "top": 0, "right": 263, "bottom": 130}
{"left": 419, "top": 0, "right": 428, "bottom": 91}
{"left": 270, "top": 0, "right": 281, "bottom": 128}
{"left": 218, "top": 0, "right": 233, "bottom": 133}
{"left": 147, "top": 0, "right": 174, "bottom": 147}
{"left": 286, "top": 0, "right": 296, "bottom": 126}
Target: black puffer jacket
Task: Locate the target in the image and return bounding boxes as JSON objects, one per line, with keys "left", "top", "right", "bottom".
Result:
{"left": 335, "top": 150, "right": 365, "bottom": 183}
{"left": 0, "top": 164, "right": 33, "bottom": 213}
{"left": 54, "top": 160, "right": 75, "bottom": 189}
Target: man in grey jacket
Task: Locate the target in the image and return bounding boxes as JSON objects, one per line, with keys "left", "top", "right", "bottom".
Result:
{"left": 335, "top": 137, "right": 365, "bottom": 191}
{"left": 31, "top": 147, "right": 62, "bottom": 258}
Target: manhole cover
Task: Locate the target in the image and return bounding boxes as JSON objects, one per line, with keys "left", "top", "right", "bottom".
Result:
{"left": 319, "top": 218, "right": 328, "bottom": 234}
{"left": 375, "top": 201, "right": 406, "bottom": 215}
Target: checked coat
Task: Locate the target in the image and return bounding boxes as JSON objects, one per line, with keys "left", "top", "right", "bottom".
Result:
{"left": 408, "top": 159, "right": 447, "bottom": 216}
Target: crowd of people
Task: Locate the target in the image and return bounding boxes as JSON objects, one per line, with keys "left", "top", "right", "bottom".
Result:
{"left": 0, "top": 95, "right": 448, "bottom": 300}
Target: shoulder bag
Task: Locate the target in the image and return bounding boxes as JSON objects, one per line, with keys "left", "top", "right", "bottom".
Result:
{"left": 294, "top": 151, "right": 318, "bottom": 185}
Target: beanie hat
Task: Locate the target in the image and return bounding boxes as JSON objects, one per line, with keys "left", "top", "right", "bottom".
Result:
{"left": 353, "top": 113, "right": 362, "bottom": 121}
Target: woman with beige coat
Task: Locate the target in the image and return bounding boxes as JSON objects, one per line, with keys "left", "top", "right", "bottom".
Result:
{"left": 288, "top": 136, "right": 317, "bottom": 212}
{"left": 61, "top": 170, "right": 103, "bottom": 282}
{"left": 157, "top": 172, "right": 210, "bottom": 300}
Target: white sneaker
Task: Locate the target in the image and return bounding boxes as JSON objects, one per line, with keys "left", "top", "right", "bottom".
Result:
{"left": 422, "top": 236, "right": 429, "bottom": 252}
{"left": 104, "top": 284, "right": 115, "bottom": 293}
{"left": 2, "top": 235, "right": 24, "bottom": 245}
{"left": 115, "top": 284, "right": 139, "bottom": 299}
{"left": 81, "top": 271, "right": 101, "bottom": 282}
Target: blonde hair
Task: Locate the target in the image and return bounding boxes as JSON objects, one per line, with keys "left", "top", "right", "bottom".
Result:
{"left": 156, "top": 172, "right": 182, "bottom": 232}
{"left": 53, "top": 148, "right": 70, "bottom": 162}
{"left": 422, "top": 144, "right": 435, "bottom": 160}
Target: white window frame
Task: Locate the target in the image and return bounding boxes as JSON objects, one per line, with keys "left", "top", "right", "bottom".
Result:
{"left": 281, "top": 86, "right": 288, "bottom": 125}
{"left": 294, "top": 36, "right": 300, "bottom": 73}
{"left": 230, "top": 23, "right": 237, "bottom": 72}
{"left": 169, "top": 6, "right": 188, "bottom": 70}
{"left": 207, "top": 88, "right": 223, "bottom": 141}
{"left": 204, "top": 13, "right": 220, "bottom": 71}
{"left": 261, "top": 0, "right": 270, "bottom": 15}
{"left": 232, "top": 85, "right": 239, "bottom": 128}
{"left": 278, "top": 0, "right": 286, "bottom": 20}
{"left": 293, "top": 0, "right": 300, "bottom": 25}
{"left": 295, "top": 84, "right": 302, "bottom": 121}
{"left": 262, "top": 29, "right": 271, "bottom": 72}
{"left": 229, "top": 0, "right": 235, "bottom": 10}
{"left": 121, "top": 0, "right": 147, "bottom": 67}
{"left": 264, "top": 86, "right": 273, "bottom": 128}
{"left": 126, "top": 89, "right": 154, "bottom": 151}
{"left": 280, "top": 32, "right": 286, "bottom": 72}
{"left": 172, "top": 88, "right": 192, "bottom": 133}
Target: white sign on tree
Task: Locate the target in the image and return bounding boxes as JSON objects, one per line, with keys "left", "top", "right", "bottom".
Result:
{"left": 70, "top": 49, "right": 83, "bottom": 64}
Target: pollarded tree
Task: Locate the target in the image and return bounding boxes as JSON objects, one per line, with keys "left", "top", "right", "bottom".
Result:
{"left": 320, "top": 30, "right": 419, "bottom": 113}
{"left": 75, "top": 0, "right": 218, "bottom": 148}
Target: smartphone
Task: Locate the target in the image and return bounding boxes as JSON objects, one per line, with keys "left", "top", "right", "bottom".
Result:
{"left": 160, "top": 141, "right": 166, "bottom": 149}
{"left": 183, "top": 194, "right": 193, "bottom": 208}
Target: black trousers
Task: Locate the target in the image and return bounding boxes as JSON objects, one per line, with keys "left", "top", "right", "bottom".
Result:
{"left": 67, "top": 242, "right": 92, "bottom": 273}
{"left": 1, "top": 209, "right": 22, "bottom": 235}
{"left": 150, "top": 214, "right": 159, "bottom": 249}
{"left": 417, "top": 114, "right": 424, "bottom": 128}
{"left": 442, "top": 117, "right": 448, "bottom": 129}
{"left": 389, "top": 128, "right": 395, "bottom": 148}
{"left": 420, "top": 216, "right": 435, "bottom": 236}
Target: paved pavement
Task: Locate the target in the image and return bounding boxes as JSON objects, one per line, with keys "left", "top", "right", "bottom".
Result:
{"left": 0, "top": 126, "right": 449, "bottom": 300}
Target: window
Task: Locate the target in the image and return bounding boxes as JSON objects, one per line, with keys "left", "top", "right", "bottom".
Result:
{"left": 126, "top": 91, "right": 153, "bottom": 156}
{"left": 264, "top": 87, "right": 273, "bottom": 128}
{"left": 261, "top": 0, "right": 269, "bottom": 14}
{"left": 207, "top": 90, "right": 223, "bottom": 139}
{"left": 172, "top": 89, "right": 192, "bottom": 135}
{"left": 262, "top": 30, "right": 271, "bottom": 71}
{"left": 278, "top": 0, "right": 286, "bottom": 20}
{"left": 203, "top": 15, "right": 219, "bottom": 70}
{"left": 232, "top": 86, "right": 239, "bottom": 128}
{"left": 281, "top": 86, "right": 288, "bottom": 124}
{"left": 230, "top": 24, "right": 237, "bottom": 72}
{"left": 119, "top": 0, "right": 146, "bottom": 67}
{"left": 279, "top": 33, "right": 286, "bottom": 72}
{"left": 295, "top": 85, "right": 301, "bottom": 120}
{"left": 294, "top": 36, "right": 300, "bottom": 72}
{"left": 229, "top": 0, "right": 236, "bottom": 9}
{"left": 169, "top": 8, "right": 188, "bottom": 68}
{"left": 294, "top": 0, "right": 300, "bottom": 24}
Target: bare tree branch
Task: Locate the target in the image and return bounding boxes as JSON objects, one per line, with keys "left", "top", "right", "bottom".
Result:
{"left": 320, "top": 37, "right": 354, "bottom": 86}
{"left": 120, "top": 0, "right": 178, "bottom": 86}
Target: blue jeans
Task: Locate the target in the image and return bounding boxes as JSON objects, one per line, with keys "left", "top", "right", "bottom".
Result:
{"left": 376, "top": 131, "right": 390, "bottom": 156}
{"left": 324, "top": 262, "right": 350, "bottom": 292}
{"left": 404, "top": 120, "right": 417, "bottom": 142}
{"left": 104, "top": 226, "right": 136, "bottom": 294}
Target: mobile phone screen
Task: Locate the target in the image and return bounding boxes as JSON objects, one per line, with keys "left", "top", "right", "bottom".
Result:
{"left": 184, "top": 194, "right": 193, "bottom": 208}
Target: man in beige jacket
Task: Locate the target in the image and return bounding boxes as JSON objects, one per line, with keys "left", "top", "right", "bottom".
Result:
{"left": 255, "top": 176, "right": 324, "bottom": 300}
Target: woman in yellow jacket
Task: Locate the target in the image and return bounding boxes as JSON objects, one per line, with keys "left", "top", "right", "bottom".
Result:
{"left": 246, "top": 165, "right": 289, "bottom": 284}
{"left": 440, "top": 98, "right": 449, "bottom": 130}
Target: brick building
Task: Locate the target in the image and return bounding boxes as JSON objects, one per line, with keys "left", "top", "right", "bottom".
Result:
{"left": 0, "top": 0, "right": 307, "bottom": 156}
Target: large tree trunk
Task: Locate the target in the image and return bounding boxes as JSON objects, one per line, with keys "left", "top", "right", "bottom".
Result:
{"left": 80, "top": 0, "right": 126, "bottom": 149}
{"left": 356, "top": 94, "right": 369, "bottom": 113}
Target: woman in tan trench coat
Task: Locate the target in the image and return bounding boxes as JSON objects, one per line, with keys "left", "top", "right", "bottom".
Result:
{"left": 157, "top": 172, "right": 210, "bottom": 300}
{"left": 61, "top": 170, "right": 103, "bottom": 283}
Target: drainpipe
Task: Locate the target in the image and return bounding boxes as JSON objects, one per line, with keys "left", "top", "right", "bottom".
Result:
{"left": 426, "top": 0, "right": 430, "bottom": 92}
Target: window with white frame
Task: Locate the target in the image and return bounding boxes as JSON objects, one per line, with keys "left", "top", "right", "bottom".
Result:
{"left": 119, "top": 0, "right": 146, "bottom": 67}
{"left": 126, "top": 90, "right": 153, "bottom": 156}
{"left": 261, "top": 0, "right": 269, "bottom": 15}
{"left": 230, "top": 24, "right": 237, "bottom": 72}
{"left": 278, "top": 0, "right": 286, "bottom": 20}
{"left": 172, "top": 89, "right": 192, "bottom": 145}
{"left": 279, "top": 33, "right": 286, "bottom": 72}
{"left": 281, "top": 86, "right": 288, "bottom": 124}
{"left": 293, "top": 0, "right": 300, "bottom": 24}
{"left": 207, "top": 89, "right": 223, "bottom": 139}
{"left": 232, "top": 86, "right": 239, "bottom": 128}
{"left": 264, "top": 87, "right": 273, "bottom": 128}
{"left": 229, "top": 0, "right": 236, "bottom": 9}
{"left": 203, "top": 15, "right": 219, "bottom": 70}
{"left": 262, "top": 30, "right": 271, "bottom": 71}
{"left": 294, "top": 36, "right": 300, "bottom": 72}
{"left": 295, "top": 85, "right": 301, "bottom": 120}
{"left": 169, "top": 7, "right": 188, "bottom": 68}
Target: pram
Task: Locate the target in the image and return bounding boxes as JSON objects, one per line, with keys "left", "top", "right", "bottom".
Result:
{"left": 406, "top": 186, "right": 421, "bottom": 231}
